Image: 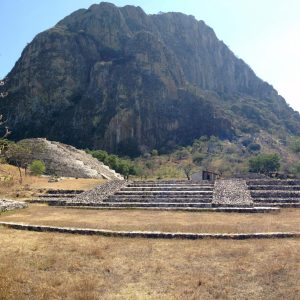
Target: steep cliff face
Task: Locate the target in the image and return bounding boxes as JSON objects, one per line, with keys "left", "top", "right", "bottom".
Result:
{"left": 2, "top": 2, "right": 300, "bottom": 155}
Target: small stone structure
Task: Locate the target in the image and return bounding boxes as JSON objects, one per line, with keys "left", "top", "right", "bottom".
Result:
{"left": 212, "top": 179, "right": 253, "bottom": 207}
{"left": 17, "top": 138, "right": 123, "bottom": 180}
{"left": 191, "top": 171, "right": 219, "bottom": 182}
{"left": 0, "top": 199, "right": 28, "bottom": 212}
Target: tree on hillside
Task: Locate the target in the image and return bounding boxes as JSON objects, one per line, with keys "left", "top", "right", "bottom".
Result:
{"left": 87, "top": 149, "right": 137, "bottom": 178}
{"left": 249, "top": 153, "right": 280, "bottom": 175}
{"left": 180, "top": 162, "right": 194, "bottom": 180}
{"left": 29, "top": 160, "right": 46, "bottom": 176}
{"left": 3, "top": 143, "right": 32, "bottom": 183}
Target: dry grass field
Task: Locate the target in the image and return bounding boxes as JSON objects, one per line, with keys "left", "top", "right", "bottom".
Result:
{"left": 0, "top": 228, "right": 300, "bottom": 300}
{"left": 1, "top": 164, "right": 300, "bottom": 299}
{"left": 1, "top": 204, "right": 300, "bottom": 234}
{"left": 0, "top": 164, "right": 105, "bottom": 199}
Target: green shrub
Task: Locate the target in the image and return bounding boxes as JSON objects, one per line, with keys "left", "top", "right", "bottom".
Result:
{"left": 151, "top": 149, "right": 158, "bottom": 156}
{"left": 29, "top": 160, "right": 46, "bottom": 176}
{"left": 249, "top": 153, "right": 280, "bottom": 174}
{"left": 175, "top": 149, "right": 190, "bottom": 160}
{"left": 87, "top": 149, "right": 137, "bottom": 177}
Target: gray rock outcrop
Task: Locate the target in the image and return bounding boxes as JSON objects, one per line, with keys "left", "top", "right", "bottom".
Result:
{"left": 18, "top": 138, "right": 123, "bottom": 180}
{"left": 2, "top": 2, "right": 300, "bottom": 156}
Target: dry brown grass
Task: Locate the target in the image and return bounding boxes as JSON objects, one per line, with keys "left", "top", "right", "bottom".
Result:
{"left": 1, "top": 204, "right": 300, "bottom": 234}
{"left": 0, "top": 164, "right": 105, "bottom": 199}
{"left": 0, "top": 227, "right": 299, "bottom": 299}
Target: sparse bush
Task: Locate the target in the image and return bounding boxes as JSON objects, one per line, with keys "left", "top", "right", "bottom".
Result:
{"left": 241, "top": 138, "right": 252, "bottom": 147}
{"left": 192, "top": 152, "right": 205, "bottom": 165}
{"left": 289, "top": 137, "right": 300, "bottom": 154}
{"left": 247, "top": 143, "right": 261, "bottom": 152}
{"left": 175, "top": 149, "right": 190, "bottom": 160}
{"left": 151, "top": 149, "right": 158, "bottom": 156}
{"left": 29, "top": 160, "right": 46, "bottom": 176}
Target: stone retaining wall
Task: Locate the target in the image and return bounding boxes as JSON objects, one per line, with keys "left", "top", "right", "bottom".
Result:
{"left": 0, "top": 222, "right": 299, "bottom": 240}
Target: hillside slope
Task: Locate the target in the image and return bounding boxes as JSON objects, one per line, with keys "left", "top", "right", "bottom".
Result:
{"left": 2, "top": 2, "right": 300, "bottom": 155}
{"left": 18, "top": 138, "right": 123, "bottom": 180}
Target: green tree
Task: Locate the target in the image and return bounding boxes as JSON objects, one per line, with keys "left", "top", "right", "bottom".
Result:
{"left": 3, "top": 142, "right": 32, "bottom": 183}
{"left": 249, "top": 153, "right": 280, "bottom": 174}
{"left": 29, "top": 160, "right": 46, "bottom": 176}
{"left": 87, "top": 150, "right": 109, "bottom": 164}
{"left": 88, "top": 149, "right": 136, "bottom": 178}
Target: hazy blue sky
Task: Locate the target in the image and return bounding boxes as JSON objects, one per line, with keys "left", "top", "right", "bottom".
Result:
{"left": 1, "top": 0, "right": 299, "bottom": 111}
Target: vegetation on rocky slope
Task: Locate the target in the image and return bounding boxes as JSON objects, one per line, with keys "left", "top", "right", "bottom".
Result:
{"left": 87, "top": 131, "right": 300, "bottom": 179}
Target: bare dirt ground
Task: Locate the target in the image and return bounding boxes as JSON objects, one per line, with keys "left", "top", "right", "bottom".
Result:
{"left": 0, "top": 228, "right": 300, "bottom": 300}
{"left": 1, "top": 204, "right": 300, "bottom": 234}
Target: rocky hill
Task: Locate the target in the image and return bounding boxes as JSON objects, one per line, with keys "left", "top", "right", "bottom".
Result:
{"left": 18, "top": 138, "right": 123, "bottom": 180}
{"left": 2, "top": 2, "right": 300, "bottom": 156}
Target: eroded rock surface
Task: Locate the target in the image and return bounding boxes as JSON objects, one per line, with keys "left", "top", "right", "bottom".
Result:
{"left": 2, "top": 2, "right": 300, "bottom": 156}
{"left": 18, "top": 138, "right": 123, "bottom": 180}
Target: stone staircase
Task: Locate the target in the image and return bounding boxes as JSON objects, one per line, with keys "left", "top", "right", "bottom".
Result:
{"left": 66, "top": 180, "right": 215, "bottom": 209}
{"left": 28, "top": 180, "right": 282, "bottom": 212}
{"left": 247, "top": 179, "right": 300, "bottom": 208}
{"left": 29, "top": 189, "right": 84, "bottom": 204}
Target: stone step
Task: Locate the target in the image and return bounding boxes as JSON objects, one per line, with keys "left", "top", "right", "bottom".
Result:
{"left": 113, "top": 193, "right": 213, "bottom": 199}
{"left": 105, "top": 197, "right": 212, "bottom": 203}
{"left": 27, "top": 199, "right": 69, "bottom": 204}
{"left": 46, "top": 189, "right": 84, "bottom": 194}
{"left": 59, "top": 202, "right": 213, "bottom": 208}
{"left": 109, "top": 194, "right": 212, "bottom": 198}
{"left": 123, "top": 186, "right": 214, "bottom": 191}
{"left": 38, "top": 194, "right": 77, "bottom": 198}
{"left": 250, "top": 191, "right": 300, "bottom": 198}
{"left": 248, "top": 185, "right": 300, "bottom": 191}
{"left": 254, "top": 202, "right": 300, "bottom": 208}
{"left": 247, "top": 180, "right": 300, "bottom": 186}
{"left": 54, "top": 206, "right": 279, "bottom": 213}
{"left": 116, "top": 191, "right": 213, "bottom": 196}
{"left": 253, "top": 198, "right": 300, "bottom": 203}
{"left": 132, "top": 180, "right": 211, "bottom": 184}
{"left": 128, "top": 183, "right": 214, "bottom": 187}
